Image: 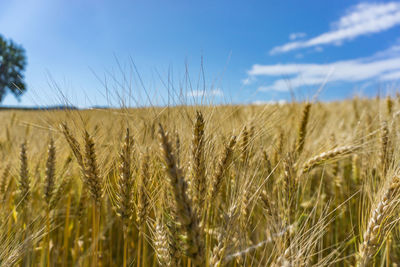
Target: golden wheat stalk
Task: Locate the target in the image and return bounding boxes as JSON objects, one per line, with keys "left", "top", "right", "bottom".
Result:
{"left": 44, "top": 138, "right": 56, "bottom": 205}
{"left": 158, "top": 124, "right": 205, "bottom": 265}
{"left": 115, "top": 128, "right": 134, "bottom": 222}
{"left": 137, "top": 151, "right": 150, "bottom": 231}
{"left": 240, "top": 126, "right": 249, "bottom": 163}
{"left": 210, "top": 204, "right": 238, "bottom": 267}
{"left": 301, "top": 145, "right": 356, "bottom": 173}
{"left": 153, "top": 217, "right": 180, "bottom": 267}
{"left": 154, "top": 220, "right": 173, "bottom": 266}
{"left": 49, "top": 176, "right": 71, "bottom": 210}
{"left": 357, "top": 174, "right": 400, "bottom": 267}
{"left": 189, "top": 111, "right": 207, "bottom": 214}
{"left": 83, "top": 131, "right": 103, "bottom": 207}
{"left": 380, "top": 121, "right": 389, "bottom": 176}
{"left": 60, "top": 123, "right": 84, "bottom": 169}
{"left": 386, "top": 95, "right": 393, "bottom": 115}
{"left": 295, "top": 102, "right": 311, "bottom": 155}
{"left": 0, "top": 164, "right": 10, "bottom": 198}
{"left": 208, "top": 135, "right": 236, "bottom": 201}
{"left": 19, "top": 142, "right": 30, "bottom": 209}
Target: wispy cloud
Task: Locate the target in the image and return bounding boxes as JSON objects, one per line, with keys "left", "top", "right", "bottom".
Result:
{"left": 186, "top": 89, "right": 223, "bottom": 97}
{"left": 289, "top": 32, "right": 306, "bottom": 41}
{"left": 241, "top": 78, "right": 252, "bottom": 85}
{"left": 270, "top": 2, "right": 400, "bottom": 54}
{"left": 381, "top": 70, "right": 400, "bottom": 80}
{"left": 249, "top": 46, "right": 400, "bottom": 92}
{"left": 241, "top": 76, "right": 256, "bottom": 85}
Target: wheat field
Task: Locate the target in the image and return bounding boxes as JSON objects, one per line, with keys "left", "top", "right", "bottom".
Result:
{"left": 0, "top": 97, "right": 400, "bottom": 266}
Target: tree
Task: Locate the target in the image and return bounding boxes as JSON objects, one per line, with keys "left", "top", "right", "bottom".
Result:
{"left": 0, "top": 35, "right": 27, "bottom": 102}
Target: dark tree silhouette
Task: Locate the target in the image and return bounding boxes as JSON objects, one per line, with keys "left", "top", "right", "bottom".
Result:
{"left": 0, "top": 35, "right": 27, "bottom": 102}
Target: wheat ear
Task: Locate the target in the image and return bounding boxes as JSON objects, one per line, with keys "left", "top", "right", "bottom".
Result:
{"left": 240, "top": 126, "right": 249, "bottom": 163}
{"left": 210, "top": 204, "right": 238, "bottom": 267}
{"left": 83, "top": 131, "right": 103, "bottom": 207}
{"left": 189, "top": 110, "right": 206, "bottom": 213}
{"left": 295, "top": 102, "right": 311, "bottom": 155}
{"left": 158, "top": 124, "right": 205, "bottom": 265}
{"left": 153, "top": 214, "right": 181, "bottom": 267}
{"left": 209, "top": 135, "right": 236, "bottom": 201}
{"left": 60, "top": 123, "right": 84, "bottom": 169}
{"left": 380, "top": 121, "right": 389, "bottom": 176}
{"left": 137, "top": 151, "right": 150, "bottom": 231}
{"left": 19, "top": 142, "right": 30, "bottom": 209}
{"left": 302, "top": 145, "right": 356, "bottom": 173}
{"left": 0, "top": 164, "right": 10, "bottom": 198}
{"left": 44, "top": 137, "right": 56, "bottom": 205}
{"left": 386, "top": 95, "right": 393, "bottom": 115}
{"left": 357, "top": 174, "right": 400, "bottom": 267}
{"left": 115, "top": 128, "right": 134, "bottom": 222}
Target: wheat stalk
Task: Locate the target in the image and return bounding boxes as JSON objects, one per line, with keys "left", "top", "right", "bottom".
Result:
{"left": 301, "top": 145, "right": 356, "bottom": 173}
{"left": 189, "top": 111, "right": 206, "bottom": 214}
{"left": 357, "top": 173, "right": 400, "bottom": 267}
{"left": 83, "top": 131, "right": 103, "bottom": 207}
{"left": 158, "top": 124, "right": 205, "bottom": 265}
{"left": 295, "top": 102, "right": 311, "bottom": 155}
{"left": 19, "top": 142, "right": 30, "bottom": 210}
{"left": 44, "top": 137, "right": 56, "bottom": 205}
{"left": 0, "top": 164, "right": 10, "bottom": 198}
{"left": 137, "top": 151, "right": 150, "bottom": 231}
{"left": 209, "top": 135, "right": 236, "bottom": 201}
{"left": 380, "top": 121, "right": 389, "bottom": 176}
{"left": 115, "top": 128, "right": 134, "bottom": 222}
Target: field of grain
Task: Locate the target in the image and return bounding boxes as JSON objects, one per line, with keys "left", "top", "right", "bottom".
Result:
{"left": 0, "top": 97, "right": 399, "bottom": 266}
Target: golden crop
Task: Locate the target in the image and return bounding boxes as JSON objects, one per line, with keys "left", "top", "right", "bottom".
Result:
{"left": 0, "top": 97, "right": 399, "bottom": 266}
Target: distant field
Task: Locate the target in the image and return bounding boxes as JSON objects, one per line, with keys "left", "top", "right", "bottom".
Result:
{"left": 0, "top": 98, "right": 398, "bottom": 266}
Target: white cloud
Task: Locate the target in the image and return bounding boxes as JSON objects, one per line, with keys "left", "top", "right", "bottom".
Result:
{"left": 270, "top": 2, "right": 400, "bottom": 54}
{"left": 295, "top": 53, "right": 304, "bottom": 59}
{"left": 359, "top": 81, "right": 373, "bottom": 90}
{"left": 381, "top": 70, "right": 400, "bottom": 80}
{"left": 289, "top": 32, "right": 306, "bottom": 41}
{"left": 242, "top": 78, "right": 251, "bottom": 85}
{"left": 248, "top": 46, "right": 400, "bottom": 92}
{"left": 186, "top": 89, "right": 223, "bottom": 97}
{"left": 314, "top": 46, "right": 324, "bottom": 52}
{"left": 241, "top": 76, "right": 256, "bottom": 85}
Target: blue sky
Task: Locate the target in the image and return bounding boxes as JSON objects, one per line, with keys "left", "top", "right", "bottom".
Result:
{"left": 1, "top": 0, "right": 400, "bottom": 107}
